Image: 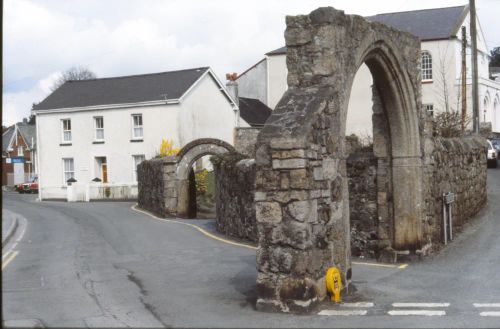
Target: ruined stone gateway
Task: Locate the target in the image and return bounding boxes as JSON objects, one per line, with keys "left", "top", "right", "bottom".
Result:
{"left": 252, "top": 7, "right": 486, "bottom": 313}
{"left": 137, "top": 6, "right": 487, "bottom": 315}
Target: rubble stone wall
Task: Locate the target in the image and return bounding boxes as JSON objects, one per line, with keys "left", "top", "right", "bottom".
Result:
{"left": 213, "top": 154, "right": 258, "bottom": 242}
{"left": 347, "top": 152, "right": 378, "bottom": 257}
{"left": 423, "top": 136, "right": 487, "bottom": 245}
{"left": 137, "top": 158, "right": 168, "bottom": 217}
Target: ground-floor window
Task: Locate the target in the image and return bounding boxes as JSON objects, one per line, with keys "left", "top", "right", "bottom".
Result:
{"left": 63, "top": 158, "right": 75, "bottom": 184}
{"left": 424, "top": 104, "right": 434, "bottom": 117}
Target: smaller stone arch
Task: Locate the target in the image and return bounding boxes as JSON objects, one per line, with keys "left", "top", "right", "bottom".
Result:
{"left": 173, "top": 138, "right": 235, "bottom": 217}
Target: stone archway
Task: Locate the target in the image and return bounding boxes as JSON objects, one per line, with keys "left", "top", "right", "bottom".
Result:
{"left": 166, "top": 138, "right": 235, "bottom": 218}
{"left": 254, "top": 7, "right": 423, "bottom": 313}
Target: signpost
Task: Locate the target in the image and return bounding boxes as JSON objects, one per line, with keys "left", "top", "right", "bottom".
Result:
{"left": 443, "top": 192, "right": 455, "bottom": 244}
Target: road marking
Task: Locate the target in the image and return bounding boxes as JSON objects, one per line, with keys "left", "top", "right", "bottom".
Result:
{"left": 388, "top": 310, "right": 446, "bottom": 316}
{"left": 131, "top": 205, "right": 258, "bottom": 250}
{"left": 479, "top": 311, "right": 500, "bottom": 317}
{"left": 392, "top": 302, "right": 450, "bottom": 308}
{"left": 341, "top": 302, "right": 374, "bottom": 308}
{"left": 352, "top": 261, "right": 408, "bottom": 269}
{"left": 2, "top": 251, "right": 19, "bottom": 270}
{"left": 473, "top": 303, "right": 500, "bottom": 308}
{"left": 318, "top": 310, "right": 368, "bottom": 316}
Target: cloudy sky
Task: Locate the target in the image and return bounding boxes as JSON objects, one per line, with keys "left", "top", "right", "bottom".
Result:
{"left": 3, "top": 0, "right": 500, "bottom": 125}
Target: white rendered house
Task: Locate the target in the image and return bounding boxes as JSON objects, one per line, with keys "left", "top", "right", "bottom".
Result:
{"left": 237, "top": 5, "right": 500, "bottom": 135}
{"left": 33, "top": 67, "right": 241, "bottom": 200}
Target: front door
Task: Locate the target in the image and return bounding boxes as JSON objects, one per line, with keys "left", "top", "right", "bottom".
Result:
{"left": 102, "top": 163, "right": 108, "bottom": 183}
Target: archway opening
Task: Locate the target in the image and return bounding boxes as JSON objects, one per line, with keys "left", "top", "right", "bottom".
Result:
{"left": 345, "top": 45, "right": 423, "bottom": 259}
{"left": 187, "top": 155, "right": 217, "bottom": 219}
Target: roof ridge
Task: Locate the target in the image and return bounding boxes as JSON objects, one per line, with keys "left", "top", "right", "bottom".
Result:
{"left": 65, "top": 66, "right": 210, "bottom": 83}
{"left": 368, "top": 5, "right": 467, "bottom": 17}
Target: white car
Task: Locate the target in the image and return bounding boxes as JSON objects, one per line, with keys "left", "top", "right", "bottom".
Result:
{"left": 487, "top": 140, "right": 498, "bottom": 168}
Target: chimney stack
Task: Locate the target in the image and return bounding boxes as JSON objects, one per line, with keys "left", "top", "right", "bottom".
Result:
{"left": 225, "top": 72, "right": 239, "bottom": 106}
{"left": 23, "top": 118, "right": 28, "bottom": 124}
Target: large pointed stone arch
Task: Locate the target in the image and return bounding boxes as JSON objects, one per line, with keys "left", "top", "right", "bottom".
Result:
{"left": 254, "top": 7, "right": 424, "bottom": 313}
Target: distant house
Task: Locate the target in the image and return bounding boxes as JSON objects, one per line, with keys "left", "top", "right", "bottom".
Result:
{"left": 32, "top": 67, "right": 246, "bottom": 201}
{"left": 238, "top": 5, "right": 500, "bottom": 135}
{"left": 2, "top": 120, "right": 37, "bottom": 186}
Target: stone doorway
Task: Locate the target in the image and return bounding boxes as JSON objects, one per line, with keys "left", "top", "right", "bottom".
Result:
{"left": 254, "top": 7, "right": 424, "bottom": 313}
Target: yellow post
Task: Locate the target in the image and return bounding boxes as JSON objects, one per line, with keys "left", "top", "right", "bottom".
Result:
{"left": 325, "top": 267, "right": 342, "bottom": 302}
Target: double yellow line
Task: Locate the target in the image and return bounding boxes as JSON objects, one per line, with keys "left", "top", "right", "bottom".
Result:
{"left": 2, "top": 250, "right": 19, "bottom": 270}
{"left": 131, "top": 205, "right": 409, "bottom": 270}
{"left": 131, "top": 205, "right": 258, "bottom": 250}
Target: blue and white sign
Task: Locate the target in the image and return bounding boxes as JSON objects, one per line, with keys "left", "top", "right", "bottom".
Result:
{"left": 11, "top": 157, "right": 24, "bottom": 164}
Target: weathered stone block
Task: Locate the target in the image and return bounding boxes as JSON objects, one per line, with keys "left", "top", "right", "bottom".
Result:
{"left": 272, "top": 159, "right": 307, "bottom": 169}
{"left": 256, "top": 202, "right": 282, "bottom": 223}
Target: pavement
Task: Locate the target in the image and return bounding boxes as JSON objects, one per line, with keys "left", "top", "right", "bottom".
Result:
{"left": 2, "top": 208, "right": 19, "bottom": 247}
{"left": 2, "top": 165, "right": 500, "bottom": 328}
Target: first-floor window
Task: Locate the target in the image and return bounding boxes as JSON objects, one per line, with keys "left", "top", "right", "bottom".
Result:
{"left": 132, "top": 114, "right": 143, "bottom": 139}
{"left": 17, "top": 146, "right": 24, "bottom": 156}
{"left": 424, "top": 104, "right": 434, "bottom": 117}
{"left": 133, "top": 155, "right": 146, "bottom": 181}
{"left": 94, "top": 116, "right": 104, "bottom": 140}
{"left": 62, "top": 119, "right": 72, "bottom": 143}
{"left": 63, "top": 158, "right": 75, "bottom": 184}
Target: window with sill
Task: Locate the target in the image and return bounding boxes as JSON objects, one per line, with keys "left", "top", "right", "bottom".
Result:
{"left": 63, "top": 158, "right": 75, "bottom": 184}
{"left": 421, "top": 51, "right": 433, "bottom": 81}
{"left": 62, "top": 119, "right": 72, "bottom": 143}
{"left": 94, "top": 116, "right": 104, "bottom": 141}
{"left": 132, "top": 114, "right": 143, "bottom": 139}
{"left": 424, "top": 104, "right": 434, "bottom": 117}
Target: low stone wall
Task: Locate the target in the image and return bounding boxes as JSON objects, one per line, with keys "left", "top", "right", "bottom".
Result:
{"left": 424, "top": 136, "right": 487, "bottom": 245}
{"left": 347, "top": 152, "right": 378, "bottom": 257}
{"left": 213, "top": 153, "right": 258, "bottom": 242}
{"left": 137, "top": 158, "right": 166, "bottom": 217}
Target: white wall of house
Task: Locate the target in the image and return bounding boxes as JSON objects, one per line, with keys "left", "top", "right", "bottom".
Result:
{"left": 178, "top": 74, "right": 237, "bottom": 146}
{"left": 267, "top": 55, "right": 288, "bottom": 110}
{"left": 36, "top": 73, "right": 238, "bottom": 200}
{"left": 237, "top": 59, "right": 268, "bottom": 105}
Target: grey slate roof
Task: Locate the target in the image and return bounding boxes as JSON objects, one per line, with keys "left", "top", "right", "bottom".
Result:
{"left": 1, "top": 123, "right": 36, "bottom": 153}
{"left": 17, "top": 123, "right": 37, "bottom": 149}
{"left": 239, "top": 97, "right": 272, "bottom": 127}
{"left": 2, "top": 127, "right": 14, "bottom": 153}
{"left": 265, "top": 6, "right": 467, "bottom": 56}
{"left": 34, "top": 67, "right": 210, "bottom": 111}
{"left": 366, "top": 5, "right": 467, "bottom": 41}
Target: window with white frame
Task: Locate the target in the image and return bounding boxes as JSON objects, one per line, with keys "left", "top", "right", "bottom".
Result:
{"left": 424, "top": 104, "right": 434, "bottom": 117}
{"left": 17, "top": 146, "right": 23, "bottom": 156}
{"left": 133, "top": 155, "right": 146, "bottom": 181}
{"left": 421, "top": 51, "right": 433, "bottom": 81}
{"left": 62, "top": 119, "right": 72, "bottom": 143}
{"left": 63, "top": 158, "right": 75, "bottom": 184}
{"left": 94, "top": 116, "right": 104, "bottom": 140}
{"left": 132, "top": 114, "right": 143, "bottom": 139}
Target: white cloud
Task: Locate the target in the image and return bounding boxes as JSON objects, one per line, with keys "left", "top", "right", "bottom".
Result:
{"left": 3, "top": 0, "right": 499, "bottom": 125}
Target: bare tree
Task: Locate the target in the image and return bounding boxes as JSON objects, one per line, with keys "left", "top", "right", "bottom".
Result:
{"left": 51, "top": 66, "right": 97, "bottom": 91}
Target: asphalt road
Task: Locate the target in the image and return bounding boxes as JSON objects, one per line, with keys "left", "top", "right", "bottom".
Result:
{"left": 2, "top": 165, "right": 500, "bottom": 328}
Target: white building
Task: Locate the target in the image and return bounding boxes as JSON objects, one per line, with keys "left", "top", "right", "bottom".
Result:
{"left": 33, "top": 67, "right": 243, "bottom": 200}
{"left": 237, "top": 5, "right": 500, "bottom": 135}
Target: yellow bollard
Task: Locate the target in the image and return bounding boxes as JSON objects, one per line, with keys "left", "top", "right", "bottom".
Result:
{"left": 325, "top": 267, "right": 342, "bottom": 302}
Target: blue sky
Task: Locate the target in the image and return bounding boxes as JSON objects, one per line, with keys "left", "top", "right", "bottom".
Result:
{"left": 3, "top": 0, "right": 500, "bottom": 125}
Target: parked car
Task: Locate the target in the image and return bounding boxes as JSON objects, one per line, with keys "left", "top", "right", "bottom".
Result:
{"left": 18, "top": 176, "right": 38, "bottom": 194}
{"left": 487, "top": 140, "right": 498, "bottom": 168}
{"left": 490, "top": 138, "right": 500, "bottom": 156}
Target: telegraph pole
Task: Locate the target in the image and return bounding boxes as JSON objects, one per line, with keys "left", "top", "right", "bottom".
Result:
{"left": 461, "top": 26, "right": 467, "bottom": 131}
{"left": 470, "top": 0, "right": 480, "bottom": 133}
